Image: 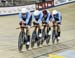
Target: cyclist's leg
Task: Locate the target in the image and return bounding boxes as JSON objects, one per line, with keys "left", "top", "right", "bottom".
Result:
{"left": 26, "top": 24, "right": 31, "bottom": 46}
{"left": 38, "top": 24, "right": 42, "bottom": 36}
{"left": 52, "top": 21, "right": 56, "bottom": 31}
{"left": 57, "top": 22, "right": 61, "bottom": 39}
{"left": 45, "top": 23, "right": 48, "bottom": 33}
{"left": 42, "top": 23, "right": 45, "bottom": 31}
{"left": 33, "top": 22, "right": 38, "bottom": 32}
{"left": 38, "top": 23, "right": 43, "bottom": 47}
{"left": 48, "top": 21, "right": 52, "bottom": 35}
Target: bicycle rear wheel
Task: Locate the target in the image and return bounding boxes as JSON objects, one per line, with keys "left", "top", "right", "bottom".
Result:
{"left": 41, "top": 29, "right": 45, "bottom": 45}
{"left": 37, "top": 37, "right": 41, "bottom": 47}
{"left": 31, "top": 30, "right": 37, "bottom": 48}
{"left": 46, "top": 35, "right": 50, "bottom": 45}
{"left": 52, "top": 30, "right": 56, "bottom": 44}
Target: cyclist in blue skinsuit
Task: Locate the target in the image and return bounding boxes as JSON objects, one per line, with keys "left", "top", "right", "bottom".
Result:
{"left": 42, "top": 9, "right": 52, "bottom": 24}
{"left": 18, "top": 8, "right": 32, "bottom": 45}
{"left": 33, "top": 10, "right": 43, "bottom": 24}
{"left": 52, "top": 10, "right": 62, "bottom": 40}
{"left": 19, "top": 8, "right": 32, "bottom": 27}
{"left": 42, "top": 9, "right": 52, "bottom": 35}
{"left": 42, "top": 9, "right": 52, "bottom": 27}
{"left": 32, "top": 10, "right": 43, "bottom": 37}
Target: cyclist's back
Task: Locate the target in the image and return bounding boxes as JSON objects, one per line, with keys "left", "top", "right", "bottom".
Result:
{"left": 18, "top": 8, "right": 32, "bottom": 26}
{"left": 32, "top": 10, "right": 43, "bottom": 24}
{"left": 52, "top": 10, "right": 62, "bottom": 24}
{"left": 42, "top": 9, "right": 52, "bottom": 24}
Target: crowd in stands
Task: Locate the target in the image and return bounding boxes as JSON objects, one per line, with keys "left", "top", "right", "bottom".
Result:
{"left": 0, "top": 0, "right": 49, "bottom": 7}
{"left": 0, "top": 0, "right": 36, "bottom": 7}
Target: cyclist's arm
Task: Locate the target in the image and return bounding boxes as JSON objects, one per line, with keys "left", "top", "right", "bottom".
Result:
{"left": 58, "top": 12, "right": 62, "bottom": 22}
{"left": 46, "top": 10, "right": 52, "bottom": 23}
{"left": 18, "top": 13, "right": 23, "bottom": 22}
{"left": 25, "top": 12, "right": 31, "bottom": 25}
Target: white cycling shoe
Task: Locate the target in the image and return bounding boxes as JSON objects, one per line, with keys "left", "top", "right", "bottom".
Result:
{"left": 58, "top": 37, "right": 61, "bottom": 40}
{"left": 26, "top": 42, "right": 30, "bottom": 45}
{"left": 39, "top": 33, "right": 42, "bottom": 37}
{"left": 48, "top": 30, "right": 52, "bottom": 35}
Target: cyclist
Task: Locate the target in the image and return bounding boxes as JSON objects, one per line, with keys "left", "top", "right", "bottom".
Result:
{"left": 32, "top": 10, "right": 43, "bottom": 38}
{"left": 42, "top": 9, "right": 52, "bottom": 24}
{"left": 42, "top": 9, "right": 52, "bottom": 29}
{"left": 18, "top": 8, "right": 32, "bottom": 45}
{"left": 52, "top": 10, "right": 62, "bottom": 40}
{"left": 41, "top": 9, "right": 52, "bottom": 44}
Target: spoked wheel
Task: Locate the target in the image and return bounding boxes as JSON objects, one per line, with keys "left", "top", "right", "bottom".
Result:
{"left": 18, "top": 32, "right": 25, "bottom": 52}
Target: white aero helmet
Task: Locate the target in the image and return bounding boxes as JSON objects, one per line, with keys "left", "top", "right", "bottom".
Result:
{"left": 33, "top": 10, "right": 40, "bottom": 16}
{"left": 52, "top": 10, "right": 58, "bottom": 15}
{"left": 21, "top": 8, "right": 28, "bottom": 13}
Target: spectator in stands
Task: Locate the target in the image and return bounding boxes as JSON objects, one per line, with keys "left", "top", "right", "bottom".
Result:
{"left": 1, "top": 0, "right": 6, "bottom": 6}
{"left": 42, "top": 0, "right": 45, "bottom": 2}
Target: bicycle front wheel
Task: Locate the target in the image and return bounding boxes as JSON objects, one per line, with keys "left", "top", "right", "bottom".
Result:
{"left": 52, "top": 30, "right": 56, "bottom": 44}
{"left": 18, "top": 32, "right": 25, "bottom": 52}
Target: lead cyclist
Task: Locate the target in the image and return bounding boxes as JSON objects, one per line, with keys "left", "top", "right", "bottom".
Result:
{"left": 18, "top": 8, "right": 32, "bottom": 45}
